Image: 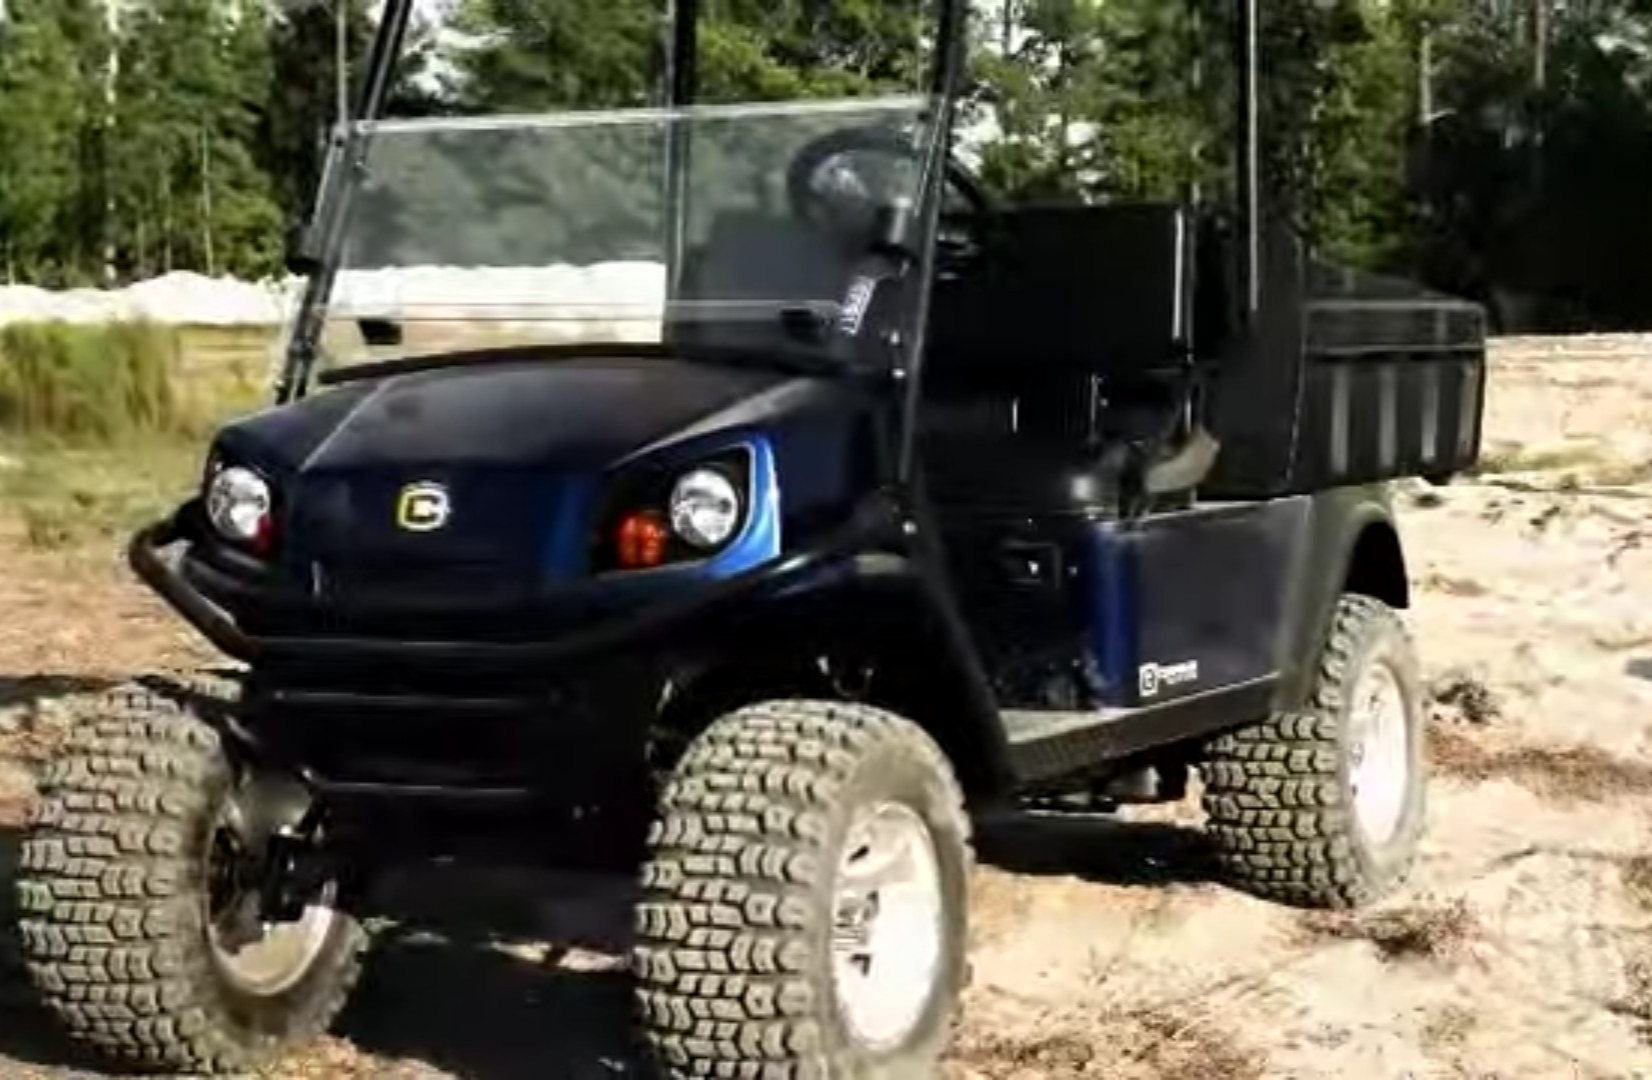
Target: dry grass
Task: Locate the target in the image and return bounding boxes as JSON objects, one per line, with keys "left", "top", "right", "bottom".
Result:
{"left": 1429, "top": 670, "right": 1503, "bottom": 725}
{"left": 1469, "top": 441, "right": 1612, "bottom": 477}
{"left": 1300, "top": 897, "right": 1482, "bottom": 963}
{"left": 1612, "top": 950, "right": 1652, "bottom": 1045}
{"left": 0, "top": 439, "right": 207, "bottom": 551}
{"left": 1623, "top": 856, "right": 1652, "bottom": 911}
{"left": 1429, "top": 727, "right": 1652, "bottom": 803}
{"left": 948, "top": 1007, "right": 1265, "bottom": 1080}
{"left": 1417, "top": 570, "right": 1490, "bottom": 597}
{"left": 0, "top": 320, "right": 266, "bottom": 551}
{"left": 1467, "top": 440, "right": 1652, "bottom": 488}
{"left": 1420, "top": 1003, "right": 1478, "bottom": 1053}
{"left": 0, "top": 322, "right": 180, "bottom": 441}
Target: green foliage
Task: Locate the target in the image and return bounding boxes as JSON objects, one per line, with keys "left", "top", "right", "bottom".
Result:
{"left": 0, "top": 0, "right": 1647, "bottom": 325}
{"left": 108, "top": 0, "right": 284, "bottom": 280}
{"left": 0, "top": 321, "right": 182, "bottom": 442}
{"left": 0, "top": 0, "right": 100, "bottom": 285}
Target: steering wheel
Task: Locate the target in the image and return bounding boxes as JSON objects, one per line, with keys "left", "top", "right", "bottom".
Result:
{"left": 784, "top": 125, "right": 994, "bottom": 271}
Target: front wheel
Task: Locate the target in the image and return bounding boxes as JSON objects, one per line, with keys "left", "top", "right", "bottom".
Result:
{"left": 1202, "top": 595, "right": 1427, "bottom": 909}
{"left": 634, "top": 700, "right": 973, "bottom": 1078}
{"left": 13, "top": 682, "right": 366, "bottom": 1074}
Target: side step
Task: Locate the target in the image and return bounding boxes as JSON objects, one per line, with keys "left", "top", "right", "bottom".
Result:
{"left": 1000, "top": 676, "right": 1278, "bottom": 785}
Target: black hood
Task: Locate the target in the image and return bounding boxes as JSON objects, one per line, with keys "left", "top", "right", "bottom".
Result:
{"left": 213, "top": 356, "right": 794, "bottom": 609}
{"left": 226, "top": 356, "right": 786, "bottom": 475}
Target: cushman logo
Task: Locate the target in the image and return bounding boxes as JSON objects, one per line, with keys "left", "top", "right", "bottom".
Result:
{"left": 1139, "top": 659, "right": 1199, "bottom": 699}
{"left": 396, "top": 482, "right": 450, "bottom": 532}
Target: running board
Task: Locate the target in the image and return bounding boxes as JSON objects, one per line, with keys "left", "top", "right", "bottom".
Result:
{"left": 1001, "top": 675, "right": 1279, "bottom": 785}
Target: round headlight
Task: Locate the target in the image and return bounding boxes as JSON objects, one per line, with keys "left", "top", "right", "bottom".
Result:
{"left": 205, "top": 465, "right": 272, "bottom": 543}
{"left": 668, "top": 468, "right": 741, "bottom": 549}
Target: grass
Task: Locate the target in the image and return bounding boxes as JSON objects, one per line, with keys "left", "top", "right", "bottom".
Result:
{"left": 0, "top": 322, "right": 183, "bottom": 441}
{"left": 0, "top": 438, "right": 207, "bottom": 550}
{"left": 0, "top": 320, "right": 266, "bottom": 440}
{"left": 0, "top": 320, "right": 268, "bottom": 551}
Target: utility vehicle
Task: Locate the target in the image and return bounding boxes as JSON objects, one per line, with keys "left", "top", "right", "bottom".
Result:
{"left": 13, "top": 0, "right": 1486, "bottom": 1075}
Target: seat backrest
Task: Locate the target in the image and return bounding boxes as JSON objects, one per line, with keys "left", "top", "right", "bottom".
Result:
{"left": 666, "top": 210, "right": 859, "bottom": 356}
{"left": 926, "top": 202, "right": 1194, "bottom": 390}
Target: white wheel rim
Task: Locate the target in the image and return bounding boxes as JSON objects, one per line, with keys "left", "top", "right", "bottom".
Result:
{"left": 831, "top": 802, "right": 945, "bottom": 1051}
{"left": 204, "top": 804, "right": 338, "bottom": 999}
{"left": 1348, "top": 658, "right": 1411, "bottom": 846}
{"left": 209, "top": 893, "right": 338, "bottom": 998}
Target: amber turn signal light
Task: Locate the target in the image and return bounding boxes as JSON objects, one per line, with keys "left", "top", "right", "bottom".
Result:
{"left": 615, "top": 511, "right": 670, "bottom": 569}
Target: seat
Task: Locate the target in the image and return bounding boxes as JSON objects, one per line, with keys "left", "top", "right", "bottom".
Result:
{"left": 920, "top": 202, "right": 1216, "bottom": 515}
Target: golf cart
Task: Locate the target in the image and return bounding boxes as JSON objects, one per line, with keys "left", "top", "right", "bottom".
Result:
{"left": 13, "top": 0, "right": 1486, "bottom": 1075}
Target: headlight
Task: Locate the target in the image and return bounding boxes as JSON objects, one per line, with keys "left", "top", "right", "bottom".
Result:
{"left": 668, "top": 468, "right": 741, "bottom": 549}
{"left": 205, "top": 465, "right": 273, "bottom": 545}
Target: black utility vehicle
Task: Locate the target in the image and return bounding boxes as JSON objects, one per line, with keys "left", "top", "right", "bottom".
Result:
{"left": 13, "top": 0, "right": 1486, "bottom": 1075}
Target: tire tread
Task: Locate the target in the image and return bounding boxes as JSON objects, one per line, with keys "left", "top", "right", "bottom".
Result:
{"left": 635, "top": 700, "right": 969, "bottom": 1079}
{"left": 1201, "top": 595, "right": 1419, "bottom": 909}
{"left": 13, "top": 678, "right": 364, "bottom": 1074}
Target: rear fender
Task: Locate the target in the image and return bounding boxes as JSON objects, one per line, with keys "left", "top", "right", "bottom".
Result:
{"left": 1272, "top": 484, "right": 1410, "bottom": 712}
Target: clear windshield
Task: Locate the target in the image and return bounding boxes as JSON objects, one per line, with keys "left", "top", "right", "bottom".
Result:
{"left": 313, "top": 95, "right": 936, "bottom": 370}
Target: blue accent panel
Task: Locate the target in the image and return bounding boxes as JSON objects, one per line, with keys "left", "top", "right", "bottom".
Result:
{"left": 701, "top": 436, "right": 784, "bottom": 580}
{"left": 579, "top": 436, "right": 784, "bottom": 601}
{"left": 1086, "top": 524, "right": 1139, "bottom": 708}
{"left": 542, "top": 473, "right": 599, "bottom": 581}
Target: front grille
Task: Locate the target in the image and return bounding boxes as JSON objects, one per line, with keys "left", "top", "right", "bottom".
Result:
{"left": 319, "top": 556, "right": 534, "bottom": 611}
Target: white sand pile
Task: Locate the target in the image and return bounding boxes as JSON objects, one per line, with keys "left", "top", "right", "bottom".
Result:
{"left": 0, "top": 272, "right": 288, "bottom": 327}
{"left": 0, "top": 265, "right": 669, "bottom": 334}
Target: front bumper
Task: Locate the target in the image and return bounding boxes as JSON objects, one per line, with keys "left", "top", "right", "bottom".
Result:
{"left": 128, "top": 501, "right": 895, "bottom": 674}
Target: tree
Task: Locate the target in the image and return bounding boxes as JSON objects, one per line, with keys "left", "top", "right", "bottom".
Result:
{"left": 109, "top": 0, "right": 283, "bottom": 279}
{"left": 0, "top": 0, "right": 94, "bottom": 284}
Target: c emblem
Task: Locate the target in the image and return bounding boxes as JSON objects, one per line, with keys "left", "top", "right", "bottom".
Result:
{"left": 396, "top": 482, "right": 450, "bottom": 532}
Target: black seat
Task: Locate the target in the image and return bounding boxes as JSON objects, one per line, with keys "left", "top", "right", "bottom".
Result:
{"left": 921, "top": 202, "right": 1215, "bottom": 515}
{"left": 928, "top": 202, "right": 1194, "bottom": 383}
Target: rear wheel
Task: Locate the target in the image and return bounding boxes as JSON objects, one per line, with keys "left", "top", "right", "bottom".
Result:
{"left": 13, "top": 681, "right": 366, "bottom": 1074}
{"left": 634, "top": 700, "right": 972, "bottom": 1078}
{"left": 1202, "top": 595, "right": 1426, "bottom": 908}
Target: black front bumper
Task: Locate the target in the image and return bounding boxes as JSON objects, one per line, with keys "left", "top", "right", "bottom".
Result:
{"left": 128, "top": 503, "right": 896, "bottom": 673}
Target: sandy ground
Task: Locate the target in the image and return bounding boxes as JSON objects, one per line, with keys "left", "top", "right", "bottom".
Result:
{"left": 3, "top": 336, "right": 1652, "bottom": 1078}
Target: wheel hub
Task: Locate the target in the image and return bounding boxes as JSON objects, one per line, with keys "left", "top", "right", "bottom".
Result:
{"left": 205, "top": 806, "right": 337, "bottom": 999}
{"left": 1348, "top": 658, "right": 1411, "bottom": 846}
{"left": 830, "top": 803, "right": 944, "bottom": 1051}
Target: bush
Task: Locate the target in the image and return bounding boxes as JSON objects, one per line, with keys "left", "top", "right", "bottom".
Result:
{"left": 0, "top": 321, "right": 184, "bottom": 442}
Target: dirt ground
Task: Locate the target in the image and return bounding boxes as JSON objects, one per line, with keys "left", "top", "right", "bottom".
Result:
{"left": 3, "top": 336, "right": 1652, "bottom": 1079}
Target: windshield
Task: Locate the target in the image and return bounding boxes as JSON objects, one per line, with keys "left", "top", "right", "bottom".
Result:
{"left": 310, "top": 95, "right": 937, "bottom": 371}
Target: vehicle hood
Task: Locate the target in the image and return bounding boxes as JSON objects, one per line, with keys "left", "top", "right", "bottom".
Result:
{"left": 212, "top": 356, "right": 793, "bottom": 607}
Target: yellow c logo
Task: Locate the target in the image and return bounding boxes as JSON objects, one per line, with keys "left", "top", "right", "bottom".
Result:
{"left": 396, "top": 482, "right": 450, "bottom": 532}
